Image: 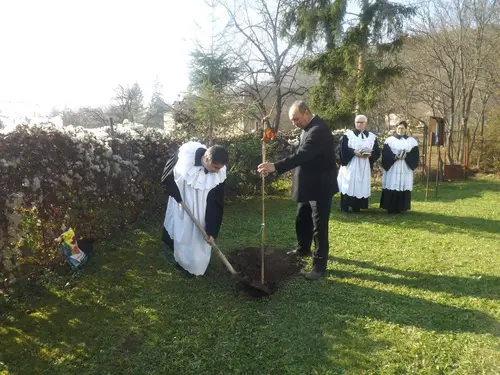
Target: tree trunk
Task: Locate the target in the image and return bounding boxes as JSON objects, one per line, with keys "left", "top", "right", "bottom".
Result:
{"left": 355, "top": 51, "right": 363, "bottom": 114}
{"left": 274, "top": 87, "right": 282, "bottom": 132}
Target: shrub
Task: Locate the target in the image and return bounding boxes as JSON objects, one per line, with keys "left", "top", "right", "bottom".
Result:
{"left": 220, "top": 133, "right": 298, "bottom": 198}
{"left": 0, "top": 123, "right": 178, "bottom": 284}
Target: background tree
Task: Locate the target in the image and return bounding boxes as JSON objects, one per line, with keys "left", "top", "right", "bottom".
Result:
{"left": 59, "top": 107, "right": 108, "bottom": 128}
{"left": 385, "top": 0, "right": 500, "bottom": 164}
{"left": 284, "top": 0, "right": 415, "bottom": 127}
{"left": 109, "top": 82, "right": 146, "bottom": 124}
{"left": 185, "top": 0, "right": 243, "bottom": 144}
{"left": 220, "top": 0, "right": 309, "bottom": 131}
{"left": 145, "top": 78, "right": 170, "bottom": 128}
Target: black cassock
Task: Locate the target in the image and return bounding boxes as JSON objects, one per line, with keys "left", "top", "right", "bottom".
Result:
{"left": 160, "top": 147, "right": 224, "bottom": 250}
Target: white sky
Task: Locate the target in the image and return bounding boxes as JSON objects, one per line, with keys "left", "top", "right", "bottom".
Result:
{"left": 0, "top": 0, "right": 221, "bottom": 115}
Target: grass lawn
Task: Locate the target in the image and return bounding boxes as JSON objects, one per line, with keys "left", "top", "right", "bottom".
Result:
{"left": 1, "top": 177, "right": 499, "bottom": 374}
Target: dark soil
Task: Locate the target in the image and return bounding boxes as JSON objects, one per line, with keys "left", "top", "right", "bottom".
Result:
{"left": 228, "top": 247, "right": 305, "bottom": 297}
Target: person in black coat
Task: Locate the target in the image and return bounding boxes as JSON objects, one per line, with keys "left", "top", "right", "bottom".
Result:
{"left": 257, "top": 100, "right": 337, "bottom": 280}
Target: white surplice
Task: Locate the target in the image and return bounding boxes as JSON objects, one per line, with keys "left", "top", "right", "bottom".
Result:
{"left": 163, "top": 141, "right": 227, "bottom": 276}
{"left": 337, "top": 130, "right": 377, "bottom": 198}
{"left": 382, "top": 136, "right": 418, "bottom": 192}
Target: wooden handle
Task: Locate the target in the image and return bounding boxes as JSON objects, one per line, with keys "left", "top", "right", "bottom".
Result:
{"left": 261, "top": 140, "right": 266, "bottom": 284}
{"left": 180, "top": 201, "right": 237, "bottom": 275}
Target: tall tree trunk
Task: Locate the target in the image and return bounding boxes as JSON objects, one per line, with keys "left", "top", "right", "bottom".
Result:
{"left": 274, "top": 86, "right": 282, "bottom": 132}
{"left": 355, "top": 51, "right": 363, "bottom": 114}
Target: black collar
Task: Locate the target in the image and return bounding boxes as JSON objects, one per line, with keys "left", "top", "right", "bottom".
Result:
{"left": 353, "top": 129, "right": 369, "bottom": 137}
{"left": 194, "top": 147, "right": 209, "bottom": 174}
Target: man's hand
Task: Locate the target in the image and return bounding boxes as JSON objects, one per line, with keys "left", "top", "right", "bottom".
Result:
{"left": 257, "top": 162, "right": 276, "bottom": 175}
{"left": 205, "top": 235, "right": 215, "bottom": 245}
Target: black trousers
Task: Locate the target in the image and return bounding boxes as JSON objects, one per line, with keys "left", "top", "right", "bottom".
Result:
{"left": 162, "top": 227, "right": 174, "bottom": 251}
{"left": 295, "top": 198, "right": 332, "bottom": 273}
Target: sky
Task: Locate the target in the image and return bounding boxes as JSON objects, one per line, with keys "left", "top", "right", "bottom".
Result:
{"left": 0, "top": 0, "right": 223, "bottom": 116}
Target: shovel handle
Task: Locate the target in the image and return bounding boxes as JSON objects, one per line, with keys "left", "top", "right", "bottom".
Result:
{"left": 180, "top": 201, "right": 237, "bottom": 275}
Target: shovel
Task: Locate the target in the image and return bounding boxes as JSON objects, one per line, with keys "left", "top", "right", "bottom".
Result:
{"left": 179, "top": 201, "right": 271, "bottom": 296}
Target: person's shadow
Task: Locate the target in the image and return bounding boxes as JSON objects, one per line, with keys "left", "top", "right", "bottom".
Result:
{"left": 411, "top": 179, "right": 500, "bottom": 203}
{"left": 316, "top": 273, "right": 500, "bottom": 337}
{"left": 329, "top": 256, "right": 499, "bottom": 301}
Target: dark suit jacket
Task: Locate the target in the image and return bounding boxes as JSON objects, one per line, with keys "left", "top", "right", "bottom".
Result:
{"left": 274, "top": 115, "right": 338, "bottom": 202}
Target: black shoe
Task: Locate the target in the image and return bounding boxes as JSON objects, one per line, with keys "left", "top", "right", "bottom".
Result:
{"left": 304, "top": 270, "right": 324, "bottom": 280}
{"left": 286, "top": 249, "right": 312, "bottom": 257}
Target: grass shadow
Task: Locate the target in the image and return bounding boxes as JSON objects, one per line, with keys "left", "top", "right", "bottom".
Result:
{"left": 375, "top": 210, "right": 500, "bottom": 236}
{"left": 411, "top": 178, "right": 500, "bottom": 203}
{"left": 319, "top": 277, "right": 500, "bottom": 337}
{"left": 1, "top": 281, "right": 126, "bottom": 374}
{"left": 330, "top": 257, "right": 500, "bottom": 301}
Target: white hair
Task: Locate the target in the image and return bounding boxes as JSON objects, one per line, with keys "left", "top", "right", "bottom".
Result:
{"left": 355, "top": 114, "right": 367, "bottom": 123}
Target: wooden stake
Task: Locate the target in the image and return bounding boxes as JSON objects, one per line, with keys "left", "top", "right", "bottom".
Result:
{"left": 435, "top": 145, "right": 440, "bottom": 197}
{"left": 425, "top": 141, "right": 433, "bottom": 201}
{"left": 261, "top": 140, "right": 266, "bottom": 285}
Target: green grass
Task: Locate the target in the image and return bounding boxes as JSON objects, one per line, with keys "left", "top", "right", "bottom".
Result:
{"left": 1, "top": 177, "right": 499, "bottom": 374}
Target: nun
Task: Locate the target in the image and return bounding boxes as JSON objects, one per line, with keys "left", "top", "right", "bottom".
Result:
{"left": 380, "top": 121, "right": 419, "bottom": 213}
{"left": 337, "top": 114, "right": 381, "bottom": 213}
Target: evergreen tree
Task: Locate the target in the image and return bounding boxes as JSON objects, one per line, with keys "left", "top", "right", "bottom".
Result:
{"left": 183, "top": 0, "right": 242, "bottom": 143}
{"left": 284, "top": 0, "right": 415, "bottom": 126}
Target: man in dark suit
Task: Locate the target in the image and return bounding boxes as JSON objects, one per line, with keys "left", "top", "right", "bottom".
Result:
{"left": 257, "top": 100, "right": 337, "bottom": 280}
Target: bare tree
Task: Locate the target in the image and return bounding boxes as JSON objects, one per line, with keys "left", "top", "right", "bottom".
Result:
{"left": 110, "top": 82, "right": 146, "bottom": 124}
{"left": 219, "top": 0, "right": 309, "bottom": 131}
{"left": 57, "top": 107, "right": 108, "bottom": 128}
{"left": 401, "top": 0, "right": 500, "bottom": 164}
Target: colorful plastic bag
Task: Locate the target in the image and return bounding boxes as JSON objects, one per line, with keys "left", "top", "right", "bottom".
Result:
{"left": 59, "top": 228, "right": 88, "bottom": 269}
